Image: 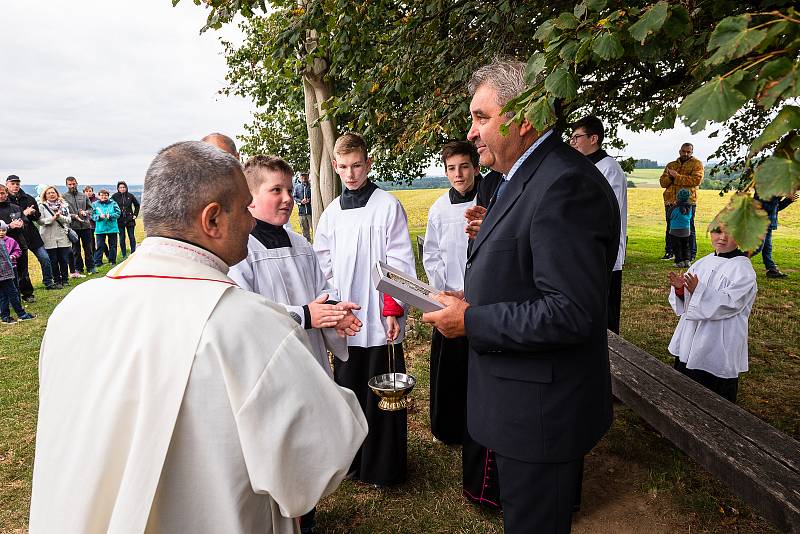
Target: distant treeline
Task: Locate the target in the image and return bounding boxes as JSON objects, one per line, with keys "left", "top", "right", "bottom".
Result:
{"left": 634, "top": 158, "right": 661, "bottom": 169}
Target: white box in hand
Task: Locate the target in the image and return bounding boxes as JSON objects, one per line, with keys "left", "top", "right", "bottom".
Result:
{"left": 371, "top": 261, "right": 444, "bottom": 313}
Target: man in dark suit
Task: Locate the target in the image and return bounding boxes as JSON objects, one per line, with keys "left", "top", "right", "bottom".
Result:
{"left": 423, "top": 59, "right": 620, "bottom": 533}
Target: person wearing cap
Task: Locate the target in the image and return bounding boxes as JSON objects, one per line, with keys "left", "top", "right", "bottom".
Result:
{"left": 5, "top": 175, "right": 56, "bottom": 300}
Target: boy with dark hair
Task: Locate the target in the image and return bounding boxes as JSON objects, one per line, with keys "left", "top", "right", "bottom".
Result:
{"left": 313, "top": 132, "right": 416, "bottom": 487}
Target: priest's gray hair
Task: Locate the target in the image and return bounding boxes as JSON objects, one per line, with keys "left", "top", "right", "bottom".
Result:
{"left": 142, "top": 141, "right": 242, "bottom": 234}
{"left": 468, "top": 59, "right": 526, "bottom": 108}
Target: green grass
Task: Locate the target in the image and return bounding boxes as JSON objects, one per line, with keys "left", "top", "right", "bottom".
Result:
{"left": 2, "top": 189, "right": 798, "bottom": 532}
{"left": 626, "top": 168, "right": 665, "bottom": 188}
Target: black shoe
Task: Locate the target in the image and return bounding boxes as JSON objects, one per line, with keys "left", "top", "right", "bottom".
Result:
{"left": 22, "top": 295, "right": 35, "bottom": 303}
{"left": 45, "top": 284, "right": 60, "bottom": 290}
{"left": 766, "top": 268, "right": 787, "bottom": 278}
{"left": 661, "top": 253, "right": 673, "bottom": 260}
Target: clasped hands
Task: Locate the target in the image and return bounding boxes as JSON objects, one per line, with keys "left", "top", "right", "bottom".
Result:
{"left": 308, "top": 294, "right": 363, "bottom": 338}
{"left": 668, "top": 271, "right": 698, "bottom": 297}
{"left": 422, "top": 291, "right": 470, "bottom": 338}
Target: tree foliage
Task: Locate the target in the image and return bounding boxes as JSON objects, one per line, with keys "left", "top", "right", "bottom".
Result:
{"left": 178, "top": 0, "right": 799, "bottom": 249}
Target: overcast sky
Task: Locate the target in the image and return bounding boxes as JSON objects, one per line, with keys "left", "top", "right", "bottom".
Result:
{"left": 2, "top": 2, "right": 720, "bottom": 185}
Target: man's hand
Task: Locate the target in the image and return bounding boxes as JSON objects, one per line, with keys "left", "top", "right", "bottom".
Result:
{"left": 386, "top": 315, "right": 401, "bottom": 342}
{"left": 421, "top": 293, "right": 470, "bottom": 338}
{"left": 334, "top": 310, "right": 362, "bottom": 338}
{"left": 308, "top": 294, "right": 348, "bottom": 328}
{"left": 684, "top": 273, "right": 699, "bottom": 294}
{"left": 23, "top": 206, "right": 35, "bottom": 216}
{"left": 9, "top": 219, "right": 23, "bottom": 229}
{"left": 464, "top": 205, "right": 487, "bottom": 239}
{"left": 667, "top": 168, "right": 678, "bottom": 178}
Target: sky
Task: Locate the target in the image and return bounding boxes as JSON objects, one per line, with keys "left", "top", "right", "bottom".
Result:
{"left": 2, "top": 2, "right": 721, "bottom": 185}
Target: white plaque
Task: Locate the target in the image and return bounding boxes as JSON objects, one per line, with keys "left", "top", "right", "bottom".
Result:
{"left": 371, "top": 261, "right": 444, "bottom": 312}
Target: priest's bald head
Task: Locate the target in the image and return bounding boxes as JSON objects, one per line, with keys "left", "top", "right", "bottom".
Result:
{"left": 141, "top": 141, "right": 254, "bottom": 266}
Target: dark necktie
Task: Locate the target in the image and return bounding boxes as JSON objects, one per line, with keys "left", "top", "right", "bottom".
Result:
{"left": 488, "top": 177, "right": 508, "bottom": 212}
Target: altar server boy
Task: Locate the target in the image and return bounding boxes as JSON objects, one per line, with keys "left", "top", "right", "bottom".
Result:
{"left": 422, "top": 141, "right": 501, "bottom": 510}
{"left": 228, "top": 155, "right": 363, "bottom": 377}
{"left": 314, "top": 132, "right": 416, "bottom": 487}
{"left": 667, "top": 225, "right": 757, "bottom": 403}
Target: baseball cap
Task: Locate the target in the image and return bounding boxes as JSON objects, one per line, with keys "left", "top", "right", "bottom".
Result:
{"left": 6, "top": 175, "right": 21, "bottom": 183}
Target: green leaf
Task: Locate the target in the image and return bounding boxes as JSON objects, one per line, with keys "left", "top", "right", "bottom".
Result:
{"left": 575, "top": 37, "right": 594, "bottom": 63}
{"left": 554, "top": 12, "right": 580, "bottom": 30}
{"left": 574, "top": 2, "right": 587, "bottom": 19}
{"left": 592, "top": 32, "right": 624, "bottom": 60}
{"left": 544, "top": 67, "right": 578, "bottom": 99}
{"left": 749, "top": 105, "right": 800, "bottom": 156}
{"left": 559, "top": 41, "right": 580, "bottom": 61}
{"left": 524, "top": 53, "right": 547, "bottom": 84}
{"left": 628, "top": 1, "right": 669, "bottom": 44}
{"left": 759, "top": 61, "right": 800, "bottom": 110}
{"left": 677, "top": 72, "right": 749, "bottom": 133}
{"left": 754, "top": 155, "right": 800, "bottom": 199}
{"left": 706, "top": 15, "right": 767, "bottom": 66}
{"left": 586, "top": 0, "right": 607, "bottom": 11}
{"left": 524, "top": 96, "right": 556, "bottom": 131}
{"left": 662, "top": 6, "right": 690, "bottom": 39}
{"left": 757, "top": 20, "right": 790, "bottom": 53}
{"left": 655, "top": 108, "right": 677, "bottom": 130}
{"left": 534, "top": 20, "right": 556, "bottom": 42}
{"left": 716, "top": 193, "right": 770, "bottom": 251}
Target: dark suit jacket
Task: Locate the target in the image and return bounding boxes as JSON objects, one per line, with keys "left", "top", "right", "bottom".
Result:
{"left": 463, "top": 132, "right": 620, "bottom": 463}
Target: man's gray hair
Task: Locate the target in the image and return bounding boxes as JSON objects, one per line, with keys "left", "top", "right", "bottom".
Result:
{"left": 201, "top": 132, "right": 238, "bottom": 156}
{"left": 142, "top": 141, "right": 242, "bottom": 234}
{"left": 468, "top": 59, "right": 527, "bottom": 110}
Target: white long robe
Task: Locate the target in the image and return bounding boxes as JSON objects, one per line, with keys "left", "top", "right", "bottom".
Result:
{"left": 313, "top": 188, "right": 416, "bottom": 347}
{"left": 30, "top": 237, "right": 368, "bottom": 534}
{"left": 422, "top": 191, "right": 474, "bottom": 292}
{"left": 668, "top": 253, "right": 757, "bottom": 378}
{"left": 596, "top": 155, "right": 628, "bottom": 271}
{"left": 228, "top": 230, "right": 348, "bottom": 377}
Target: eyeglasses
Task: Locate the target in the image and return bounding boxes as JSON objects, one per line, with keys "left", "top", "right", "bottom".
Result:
{"left": 569, "top": 133, "right": 589, "bottom": 143}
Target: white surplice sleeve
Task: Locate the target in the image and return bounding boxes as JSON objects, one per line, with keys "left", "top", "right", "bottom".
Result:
{"left": 385, "top": 199, "right": 416, "bottom": 279}
{"left": 683, "top": 264, "right": 757, "bottom": 321}
{"left": 668, "top": 287, "right": 687, "bottom": 316}
{"left": 235, "top": 327, "right": 367, "bottom": 518}
{"left": 228, "top": 258, "right": 256, "bottom": 292}
{"left": 314, "top": 254, "right": 349, "bottom": 361}
{"left": 422, "top": 205, "right": 446, "bottom": 290}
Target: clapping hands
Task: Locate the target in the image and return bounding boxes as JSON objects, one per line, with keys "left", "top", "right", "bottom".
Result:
{"left": 668, "top": 271, "right": 699, "bottom": 296}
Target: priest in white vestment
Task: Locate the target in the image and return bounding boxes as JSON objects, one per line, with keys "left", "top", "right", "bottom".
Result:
{"left": 29, "top": 141, "right": 368, "bottom": 534}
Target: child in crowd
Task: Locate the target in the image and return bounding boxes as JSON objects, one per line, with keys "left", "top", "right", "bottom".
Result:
{"left": 1, "top": 220, "right": 34, "bottom": 324}
{"left": 313, "top": 132, "right": 416, "bottom": 488}
{"left": 668, "top": 188, "right": 693, "bottom": 268}
{"left": 667, "top": 225, "right": 757, "bottom": 403}
{"left": 92, "top": 189, "right": 121, "bottom": 267}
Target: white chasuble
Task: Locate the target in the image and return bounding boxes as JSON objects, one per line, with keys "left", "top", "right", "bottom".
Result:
{"left": 229, "top": 230, "right": 348, "bottom": 377}
{"left": 30, "top": 237, "right": 367, "bottom": 534}
{"left": 668, "top": 253, "right": 757, "bottom": 378}
{"left": 423, "top": 192, "right": 475, "bottom": 292}
{"left": 313, "top": 188, "right": 416, "bottom": 347}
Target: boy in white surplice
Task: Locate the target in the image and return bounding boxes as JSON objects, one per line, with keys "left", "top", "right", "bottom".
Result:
{"left": 667, "top": 225, "right": 757, "bottom": 403}
{"left": 228, "top": 155, "right": 363, "bottom": 377}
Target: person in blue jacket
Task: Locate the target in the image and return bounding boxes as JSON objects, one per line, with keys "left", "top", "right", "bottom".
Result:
{"left": 92, "top": 189, "right": 121, "bottom": 267}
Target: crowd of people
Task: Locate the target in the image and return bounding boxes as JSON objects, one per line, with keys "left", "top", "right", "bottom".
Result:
{"left": 19, "top": 58, "right": 795, "bottom": 534}
{"left": 0, "top": 177, "right": 140, "bottom": 322}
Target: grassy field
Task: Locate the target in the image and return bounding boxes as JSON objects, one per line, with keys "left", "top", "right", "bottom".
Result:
{"left": 1, "top": 188, "right": 798, "bottom": 532}
{"left": 625, "top": 168, "right": 664, "bottom": 188}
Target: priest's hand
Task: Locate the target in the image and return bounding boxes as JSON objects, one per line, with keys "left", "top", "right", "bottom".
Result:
{"left": 308, "top": 294, "right": 348, "bottom": 329}
{"left": 683, "top": 272, "right": 699, "bottom": 294}
{"left": 421, "top": 293, "right": 469, "bottom": 338}
{"left": 385, "top": 316, "right": 401, "bottom": 342}
{"left": 334, "top": 309, "right": 363, "bottom": 338}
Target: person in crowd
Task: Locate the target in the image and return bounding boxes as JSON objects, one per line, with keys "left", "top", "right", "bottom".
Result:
{"left": 569, "top": 115, "right": 628, "bottom": 334}
{"left": 83, "top": 185, "right": 100, "bottom": 261}
{"left": 0, "top": 186, "right": 26, "bottom": 290}
{"left": 30, "top": 140, "right": 367, "bottom": 533}
{"left": 422, "top": 140, "right": 501, "bottom": 510}
{"left": 92, "top": 189, "right": 121, "bottom": 267}
{"left": 228, "top": 154, "right": 362, "bottom": 534}
{"left": 313, "top": 132, "right": 417, "bottom": 488}
{"left": 660, "top": 143, "right": 703, "bottom": 261}
{"left": 293, "top": 172, "right": 313, "bottom": 242}
{"left": 112, "top": 181, "right": 140, "bottom": 259}
{"left": 63, "top": 176, "right": 95, "bottom": 276}
{"left": 5, "top": 175, "right": 56, "bottom": 299}
{"left": 0, "top": 221, "right": 33, "bottom": 324}
{"left": 423, "top": 59, "right": 620, "bottom": 533}
{"left": 668, "top": 189, "right": 693, "bottom": 268}
{"left": 753, "top": 191, "right": 797, "bottom": 278}
{"left": 667, "top": 225, "right": 757, "bottom": 403}
{"left": 37, "top": 186, "right": 73, "bottom": 289}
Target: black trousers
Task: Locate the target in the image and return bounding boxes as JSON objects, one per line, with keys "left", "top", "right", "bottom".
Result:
{"left": 47, "top": 247, "right": 71, "bottom": 285}
{"left": 71, "top": 228, "right": 95, "bottom": 272}
{"left": 674, "top": 358, "right": 738, "bottom": 403}
{"left": 670, "top": 234, "right": 691, "bottom": 263}
{"left": 118, "top": 223, "right": 136, "bottom": 256}
{"left": 495, "top": 453, "right": 584, "bottom": 534}
{"left": 334, "top": 344, "right": 407, "bottom": 486}
{"left": 429, "top": 330, "right": 468, "bottom": 444}
{"left": 607, "top": 270, "right": 622, "bottom": 334}
{"left": 16, "top": 247, "right": 34, "bottom": 298}
{"left": 462, "top": 432, "right": 502, "bottom": 510}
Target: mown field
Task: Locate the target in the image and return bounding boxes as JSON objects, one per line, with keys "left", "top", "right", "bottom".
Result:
{"left": 1, "top": 188, "right": 797, "bottom": 533}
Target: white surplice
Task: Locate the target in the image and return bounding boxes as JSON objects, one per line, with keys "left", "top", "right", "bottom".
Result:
{"left": 668, "top": 253, "right": 757, "bottom": 378}
{"left": 422, "top": 192, "right": 474, "bottom": 292}
{"left": 228, "top": 230, "right": 348, "bottom": 377}
{"left": 596, "top": 155, "right": 628, "bottom": 271}
{"left": 30, "top": 237, "right": 368, "bottom": 534}
{"left": 313, "top": 188, "right": 416, "bottom": 347}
